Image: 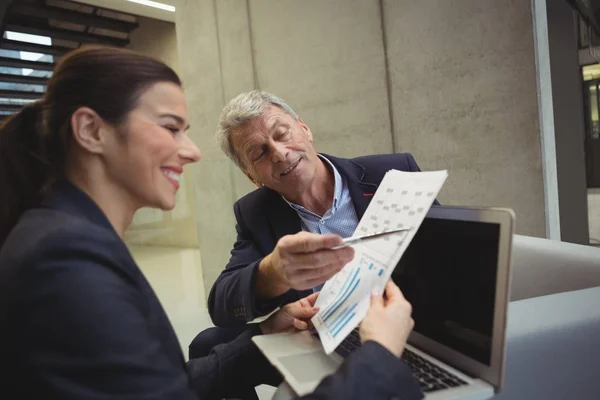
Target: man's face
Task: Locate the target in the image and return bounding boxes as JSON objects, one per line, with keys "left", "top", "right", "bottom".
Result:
{"left": 231, "top": 105, "right": 320, "bottom": 199}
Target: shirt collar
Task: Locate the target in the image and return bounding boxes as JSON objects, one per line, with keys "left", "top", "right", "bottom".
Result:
{"left": 282, "top": 154, "right": 343, "bottom": 214}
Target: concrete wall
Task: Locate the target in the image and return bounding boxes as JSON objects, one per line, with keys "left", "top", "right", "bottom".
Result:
{"left": 127, "top": 15, "right": 180, "bottom": 73}
{"left": 384, "top": 0, "right": 545, "bottom": 237}
{"left": 590, "top": 189, "right": 600, "bottom": 245}
{"left": 249, "top": 0, "right": 393, "bottom": 157}
{"left": 172, "top": 0, "right": 243, "bottom": 291}
{"left": 125, "top": 17, "right": 207, "bottom": 345}
{"left": 125, "top": 16, "right": 199, "bottom": 248}
{"left": 173, "top": 0, "right": 548, "bottom": 296}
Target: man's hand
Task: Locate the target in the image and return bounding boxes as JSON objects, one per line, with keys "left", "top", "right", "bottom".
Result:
{"left": 359, "top": 280, "right": 414, "bottom": 357}
{"left": 259, "top": 292, "right": 320, "bottom": 334}
{"left": 255, "top": 232, "right": 355, "bottom": 298}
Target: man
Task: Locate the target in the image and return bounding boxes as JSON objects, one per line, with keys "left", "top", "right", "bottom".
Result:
{"left": 190, "top": 91, "right": 432, "bottom": 362}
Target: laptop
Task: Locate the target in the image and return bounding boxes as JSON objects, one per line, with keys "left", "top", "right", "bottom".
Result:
{"left": 253, "top": 206, "right": 515, "bottom": 399}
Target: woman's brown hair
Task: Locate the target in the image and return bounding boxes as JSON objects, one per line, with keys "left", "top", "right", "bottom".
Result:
{"left": 0, "top": 46, "right": 181, "bottom": 245}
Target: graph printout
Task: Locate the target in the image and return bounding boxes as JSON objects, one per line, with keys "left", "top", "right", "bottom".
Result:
{"left": 312, "top": 169, "right": 448, "bottom": 354}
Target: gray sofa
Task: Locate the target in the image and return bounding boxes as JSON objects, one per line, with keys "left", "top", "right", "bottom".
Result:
{"left": 494, "top": 235, "right": 600, "bottom": 399}
{"left": 510, "top": 234, "right": 600, "bottom": 301}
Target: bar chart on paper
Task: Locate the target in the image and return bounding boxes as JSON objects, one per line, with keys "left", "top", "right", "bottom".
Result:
{"left": 313, "top": 255, "right": 389, "bottom": 350}
{"left": 312, "top": 169, "right": 448, "bottom": 354}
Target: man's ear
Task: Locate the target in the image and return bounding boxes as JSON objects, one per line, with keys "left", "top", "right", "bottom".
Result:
{"left": 298, "top": 117, "right": 313, "bottom": 143}
{"left": 243, "top": 170, "right": 263, "bottom": 188}
{"left": 70, "top": 107, "right": 106, "bottom": 154}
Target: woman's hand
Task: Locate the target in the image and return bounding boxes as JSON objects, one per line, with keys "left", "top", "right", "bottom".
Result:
{"left": 360, "top": 280, "right": 414, "bottom": 357}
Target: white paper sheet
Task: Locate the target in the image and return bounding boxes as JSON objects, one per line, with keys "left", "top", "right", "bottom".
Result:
{"left": 312, "top": 169, "right": 448, "bottom": 354}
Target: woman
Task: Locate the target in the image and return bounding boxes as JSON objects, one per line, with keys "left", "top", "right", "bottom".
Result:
{"left": 0, "top": 46, "right": 422, "bottom": 399}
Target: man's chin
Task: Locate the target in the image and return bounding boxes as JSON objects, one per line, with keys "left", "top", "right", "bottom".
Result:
{"left": 275, "top": 179, "right": 311, "bottom": 198}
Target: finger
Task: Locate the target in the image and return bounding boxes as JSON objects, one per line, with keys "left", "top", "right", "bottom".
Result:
{"left": 279, "top": 232, "right": 344, "bottom": 254}
{"left": 370, "top": 289, "right": 384, "bottom": 310}
{"left": 297, "top": 249, "right": 354, "bottom": 269}
{"left": 298, "top": 267, "right": 346, "bottom": 291}
{"left": 383, "top": 280, "right": 405, "bottom": 303}
{"left": 304, "top": 292, "right": 320, "bottom": 307}
{"left": 297, "top": 297, "right": 310, "bottom": 308}
{"left": 297, "top": 296, "right": 320, "bottom": 312}
{"left": 288, "top": 304, "right": 319, "bottom": 320}
{"left": 284, "top": 249, "right": 353, "bottom": 289}
{"left": 294, "top": 248, "right": 354, "bottom": 271}
{"left": 293, "top": 318, "right": 309, "bottom": 330}
{"left": 288, "top": 261, "right": 347, "bottom": 288}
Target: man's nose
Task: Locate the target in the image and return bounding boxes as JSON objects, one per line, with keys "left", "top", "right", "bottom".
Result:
{"left": 270, "top": 141, "right": 288, "bottom": 163}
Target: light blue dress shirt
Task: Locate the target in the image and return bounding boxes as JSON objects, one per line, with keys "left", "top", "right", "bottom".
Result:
{"left": 282, "top": 155, "right": 359, "bottom": 291}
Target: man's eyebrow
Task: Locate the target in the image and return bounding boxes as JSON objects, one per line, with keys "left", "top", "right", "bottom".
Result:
{"left": 268, "top": 119, "right": 281, "bottom": 134}
{"left": 244, "top": 140, "right": 262, "bottom": 155}
{"left": 160, "top": 113, "right": 191, "bottom": 130}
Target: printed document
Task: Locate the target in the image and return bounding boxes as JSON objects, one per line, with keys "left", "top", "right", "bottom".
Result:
{"left": 312, "top": 169, "right": 448, "bottom": 354}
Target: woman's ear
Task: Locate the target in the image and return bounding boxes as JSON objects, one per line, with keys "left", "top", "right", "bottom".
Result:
{"left": 70, "top": 107, "right": 105, "bottom": 154}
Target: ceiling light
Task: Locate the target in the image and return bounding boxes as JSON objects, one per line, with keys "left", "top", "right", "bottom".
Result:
{"left": 126, "top": 0, "right": 175, "bottom": 12}
{"left": 6, "top": 31, "right": 51, "bottom": 45}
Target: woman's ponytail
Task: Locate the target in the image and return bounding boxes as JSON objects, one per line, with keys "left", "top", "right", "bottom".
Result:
{"left": 0, "top": 101, "right": 47, "bottom": 245}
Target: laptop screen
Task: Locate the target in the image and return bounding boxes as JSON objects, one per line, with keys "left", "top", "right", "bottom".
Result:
{"left": 392, "top": 217, "right": 500, "bottom": 366}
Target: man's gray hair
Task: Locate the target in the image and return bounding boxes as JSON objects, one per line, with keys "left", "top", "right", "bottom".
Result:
{"left": 216, "top": 90, "right": 298, "bottom": 170}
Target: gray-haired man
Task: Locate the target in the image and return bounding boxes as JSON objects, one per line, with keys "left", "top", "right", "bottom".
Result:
{"left": 190, "top": 90, "right": 430, "bottom": 359}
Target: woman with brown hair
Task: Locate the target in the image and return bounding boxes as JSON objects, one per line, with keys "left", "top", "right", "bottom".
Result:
{"left": 0, "top": 46, "right": 421, "bottom": 399}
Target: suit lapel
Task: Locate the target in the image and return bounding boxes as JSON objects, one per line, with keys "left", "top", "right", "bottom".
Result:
{"left": 266, "top": 190, "right": 303, "bottom": 241}
{"left": 323, "top": 154, "right": 378, "bottom": 220}
{"left": 348, "top": 181, "right": 378, "bottom": 220}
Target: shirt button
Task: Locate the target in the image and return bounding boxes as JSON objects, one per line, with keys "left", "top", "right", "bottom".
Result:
{"left": 320, "top": 220, "right": 325, "bottom": 224}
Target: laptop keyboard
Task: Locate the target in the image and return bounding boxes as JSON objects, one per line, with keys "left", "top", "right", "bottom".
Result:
{"left": 334, "top": 328, "right": 362, "bottom": 358}
{"left": 334, "top": 329, "right": 467, "bottom": 393}
{"left": 401, "top": 347, "right": 467, "bottom": 393}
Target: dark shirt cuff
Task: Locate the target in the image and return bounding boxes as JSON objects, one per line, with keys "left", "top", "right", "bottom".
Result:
{"left": 247, "top": 259, "right": 290, "bottom": 319}
{"left": 244, "top": 258, "right": 269, "bottom": 319}
{"left": 349, "top": 341, "right": 424, "bottom": 398}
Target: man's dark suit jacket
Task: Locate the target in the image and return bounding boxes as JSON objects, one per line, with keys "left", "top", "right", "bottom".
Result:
{"left": 0, "top": 181, "right": 422, "bottom": 400}
{"left": 208, "top": 153, "right": 428, "bottom": 327}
